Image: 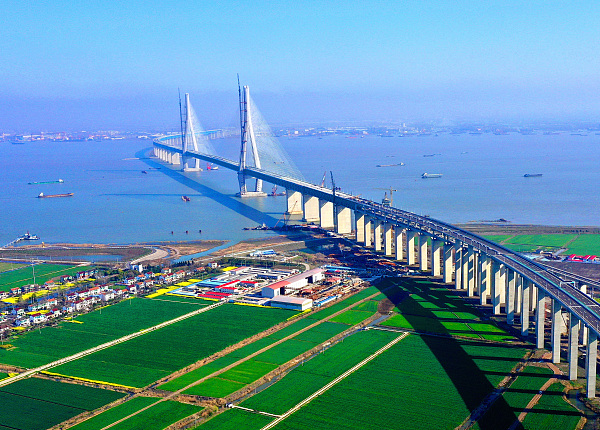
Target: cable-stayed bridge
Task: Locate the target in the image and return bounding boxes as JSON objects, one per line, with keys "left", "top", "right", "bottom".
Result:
{"left": 154, "top": 88, "right": 600, "bottom": 398}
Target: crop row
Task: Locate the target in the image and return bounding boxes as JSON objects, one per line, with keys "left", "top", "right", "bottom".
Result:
{"left": 52, "top": 304, "right": 294, "bottom": 387}
{"left": 0, "top": 264, "right": 92, "bottom": 292}
{"left": 0, "top": 297, "right": 203, "bottom": 368}
{"left": 0, "top": 378, "right": 124, "bottom": 430}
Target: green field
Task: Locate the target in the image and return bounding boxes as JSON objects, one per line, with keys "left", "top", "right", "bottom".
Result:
{"left": 0, "top": 297, "right": 204, "bottom": 368}
{"left": 197, "top": 408, "right": 273, "bottom": 430}
{"left": 0, "top": 263, "right": 92, "bottom": 291}
{"left": 505, "top": 234, "right": 577, "bottom": 248}
{"left": 241, "top": 329, "right": 399, "bottom": 415}
{"left": 52, "top": 305, "right": 294, "bottom": 387}
{"left": 521, "top": 382, "right": 583, "bottom": 429}
{"left": 146, "top": 295, "right": 214, "bottom": 305}
{"left": 328, "top": 309, "right": 374, "bottom": 325}
{"left": 69, "top": 397, "right": 157, "bottom": 430}
{"left": 161, "top": 288, "right": 378, "bottom": 394}
{"left": 0, "top": 377, "right": 125, "bottom": 430}
{"left": 184, "top": 322, "right": 348, "bottom": 397}
{"left": 567, "top": 234, "right": 600, "bottom": 255}
{"left": 378, "top": 278, "right": 514, "bottom": 341}
{"left": 0, "top": 262, "right": 26, "bottom": 273}
{"left": 271, "top": 335, "right": 527, "bottom": 430}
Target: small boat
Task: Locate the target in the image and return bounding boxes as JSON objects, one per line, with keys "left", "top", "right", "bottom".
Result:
{"left": 141, "top": 170, "right": 148, "bottom": 174}
{"left": 523, "top": 173, "right": 542, "bottom": 178}
{"left": 206, "top": 163, "right": 219, "bottom": 170}
{"left": 421, "top": 173, "right": 442, "bottom": 179}
{"left": 37, "top": 192, "right": 74, "bottom": 198}
{"left": 21, "top": 232, "right": 39, "bottom": 240}
{"left": 181, "top": 195, "right": 191, "bottom": 202}
{"left": 376, "top": 163, "right": 405, "bottom": 167}
{"left": 28, "top": 179, "right": 64, "bottom": 185}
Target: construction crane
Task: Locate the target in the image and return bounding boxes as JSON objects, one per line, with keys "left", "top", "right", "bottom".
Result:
{"left": 375, "top": 187, "right": 397, "bottom": 206}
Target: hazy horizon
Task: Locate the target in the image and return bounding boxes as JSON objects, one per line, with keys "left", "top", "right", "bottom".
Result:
{"left": 2, "top": 1, "right": 600, "bottom": 131}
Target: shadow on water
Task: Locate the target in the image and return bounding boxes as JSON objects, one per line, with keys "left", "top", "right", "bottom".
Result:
{"left": 134, "top": 148, "right": 279, "bottom": 226}
{"left": 376, "top": 277, "right": 526, "bottom": 430}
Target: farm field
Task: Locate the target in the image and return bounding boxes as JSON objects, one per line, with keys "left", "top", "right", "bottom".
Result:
{"left": 0, "top": 297, "right": 204, "bottom": 368}
{"left": 241, "top": 329, "right": 399, "bottom": 415}
{"left": 197, "top": 408, "right": 273, "bottom": 430}
{"left": 328, "top": 309, "right": 374, "bottom": 325}
{"left": 270, "top": 335, "right": 528, "bottom": 430}
{"left": 146, "top": 295, "right": 213, "bottom": 305}
{"left": 0, "top": 377, "right": 125, "bottom": 430}
{"left": 52, "top": 305, "right": 295, "bottom": 387}
{"left": 482, "top": 233, "right": 600, "bottom": 255}
{"left": 69, "top": 397, "right": 157, "bottom": 430}
{"left": 0, "top": 263, "right": 92, "bottom": 291}
{"left": 109, "top": 400, "right": 201, "bottom": 430}
{"left": 0, "top": 262, "right": 26, "bottom": 273}
{"left": 161, "top": 287, "right": 379, "bottom": 393}
{"left": 378, "top": 278, "right": 514, "bottom": 342}
{"left": 521, "top": 382, "right": 583, "bottom": 430}
{"left": 184, "top": 321, "right": 348, "bottom": 397}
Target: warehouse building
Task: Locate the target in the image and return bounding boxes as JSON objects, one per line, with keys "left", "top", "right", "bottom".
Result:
{"left": 270, "top": 295, "right": 313, "bottom": 311}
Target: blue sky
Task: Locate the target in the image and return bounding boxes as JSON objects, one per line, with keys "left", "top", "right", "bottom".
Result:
{"left": 2, "top": 1, "right": 600, "bottom": 130}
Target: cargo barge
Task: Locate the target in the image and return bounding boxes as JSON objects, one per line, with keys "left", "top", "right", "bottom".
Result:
{"left": 37, "top": 192, "right": 74, "bottom": 198}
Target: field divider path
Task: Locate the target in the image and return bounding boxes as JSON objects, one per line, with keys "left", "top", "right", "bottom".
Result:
{"left": 231, "top": 405, "right": 282, "bottom": 418}
{"left": 0, "top": 298, "right": 229, "bottom": 388}
{"left": 95, "top": 288, "right": 385, "bottom": 430}
{"left": 260, "top": 331, "right": 410, "bottom": 430}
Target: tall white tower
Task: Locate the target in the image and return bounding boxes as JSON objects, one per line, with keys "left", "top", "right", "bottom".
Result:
{"left": 181, "top": 93, "right": 202, "bottom": 172}
{"left": 237, "top": 85, "right": 266, "bottom": 197}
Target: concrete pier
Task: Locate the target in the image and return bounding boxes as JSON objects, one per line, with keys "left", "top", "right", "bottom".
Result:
{"left": 383, "top": 224, "right": 393, "bottom": 256}
{"left": 586, "top": 331, "right": 598, "bottom": 398}
{"left": 465, "top": 246, "right": 475, "bottom": 296}
{"left": 568, "top": 313, "right": 579, "bottom": 380}
{"left": 336, "top": 206, "right": 352, "bottom": 234}
{"left": 479, "top": 255, "right": 490, "bottom": 305}
{"left": 536, "top": 289, "right": 546, "bottom": 349}
{"left": 373, "top": 220, "right": 383, "bottom": 252}
{"left": 491, "top": 261, "right": 502, "bottom": 315}
{"left": 304, "top": 195, "right": 320, "bottom": 222}
{"left": 395, "top": 227, "right": 405, "bottom": 261}
{"left": 454, "top": 243, "right": 462, "bottom": 290}
{"left": 407, "top": 230, "right": 417, "bottom": 265}
{"left": 319, "top": 200, "right": 334, "bottom": 228}
{"left": 432, "top": 240, "right": 443, "bottom": 277}
{"left": 443, "top": 244, "right": 453, "bottom": 284}
{"left": 506, "top": 269, "right": 516, "bottom": 325}
{"left": 364, "top": 217, "right": 372, "bottom": 248}
{"left": 419, "top": 235, "right": 429, "bottom": 271}
{"left": 521, "top": 278, "right": 530, "bottom": 337}
{"left": 552, "top": 299, "right": 562, "bottom": 364}
{"left": 286, "top": 191, "right": 303, "bottom": 215}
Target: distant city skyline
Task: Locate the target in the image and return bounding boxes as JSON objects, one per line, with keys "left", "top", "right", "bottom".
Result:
{"left": 2, "top": 1, "right": 600, "bottom": 130}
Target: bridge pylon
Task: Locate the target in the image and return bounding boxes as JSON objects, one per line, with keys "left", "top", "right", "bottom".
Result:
{"left": 237, "top": 85, "right": 266, "bottom": 197}
{"left": 181, "top": 93, "right": 202, "bottom": 172}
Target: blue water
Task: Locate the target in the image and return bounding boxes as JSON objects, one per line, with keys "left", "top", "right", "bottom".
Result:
{"left": 1, "top": 132, "right": 598, "bottom": 246}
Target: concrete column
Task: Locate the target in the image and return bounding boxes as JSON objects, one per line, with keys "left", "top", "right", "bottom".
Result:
{"left": 462, "top": 247, "right": 469, "bottom": 291}
{"left": 580, "top": 284, "right": 589, "bottom": 345}
{"left": 516, "top": 276, "right": 522, "bottom": 316}
{"left": 530, "top": 283, "right": 537, "bottom": 312}
{"left": 286, "top": 191, "right": 303, "bottom": 215}
{"left": 521, "top": 278, "right": 530, "bottom": 337}
{"left": 568, "top": 313, "right": 579, "bottom": 381}
{"left": 383, "top": 224, "right": 393, "bottom": 256}
{"left": 466, "top": 246, "right": 475, "bottom": 296}
{"left": 407, "top": 230, "right": 417, "bottom": 266}
{"left": 587, "top": 331, "right": 598, "bottom": 398}
{"left": 552, "top": 299, "right": 562, "bottom": 364}
{"left": 506, "top": 269, "right": 516, "bottom": 325}
{"left": 364, "top": 217, "right": 372, "bottom": 248}
{"left": 478, "top": 255, "right": 487, "bottom": 305}
{"left": 432, "top": 240, "right": 443, "bottom": 277}
{"left": 491, "top": 260, "right": 502, "bottom": 315}
{"left": 499, "top": 265, "right": 507, "bottom": 308}
{"left": 394, "top": 227, "right": 405, "bottom": 261}
{"left": 303, "top": 195, "right": 320, "bottom": 222}
{"left": 355, "top": 212, "right": 365, "bottom": 243}
{"left": 536, "top": 289, "right": 546, "bottom": 349}
{"left": 336, "top": 206, "right": 352, "bottom": 234}
{"left": 454, "top": 243, "right": 462, "bottom": 290}
{"left": 443, "top": 244, "right": 453, "bottom": 284}
{"left": 419, "top": 235, "right": 429, "bottom": 271}
{"left": 319, "top": 200, "right": 334, "bottom": 228}
{"left": 373, "top": 220, "right": 383, "bottom": 252}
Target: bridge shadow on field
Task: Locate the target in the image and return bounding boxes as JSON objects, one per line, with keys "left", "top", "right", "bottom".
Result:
{"left": 135, "top": 148, "right": 279, "bottom": 226}
{"left": 377, "top": 277, "right": 530, "bottom": 430}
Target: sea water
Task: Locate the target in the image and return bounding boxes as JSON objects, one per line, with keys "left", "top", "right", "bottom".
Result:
{"left": 0, "top": 132, "right": 598, "bottom": 246}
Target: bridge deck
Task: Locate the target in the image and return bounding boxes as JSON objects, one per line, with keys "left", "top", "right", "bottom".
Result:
{"left": 154, "top": 140, "right": 600, "bottom": 336}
